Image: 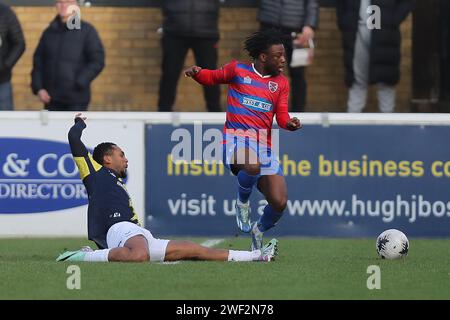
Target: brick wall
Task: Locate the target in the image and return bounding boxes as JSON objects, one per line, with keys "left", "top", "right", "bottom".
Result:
{"left": 11, "top": 6, "right": 412, "bottom": 112}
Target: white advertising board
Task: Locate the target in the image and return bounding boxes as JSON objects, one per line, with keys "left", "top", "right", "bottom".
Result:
{"left": 0, "top": 112, "right": 145, "bottom": 236}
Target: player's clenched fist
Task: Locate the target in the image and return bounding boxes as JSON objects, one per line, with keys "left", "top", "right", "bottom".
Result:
{"left": 184, "top": 66, "right": 202, "bottom": 78}
{"left": 286, "top": 117, "right": 302, "bottom": 131}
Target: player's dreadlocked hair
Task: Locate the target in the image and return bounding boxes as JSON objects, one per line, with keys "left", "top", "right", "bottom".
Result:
{"left": 244, "top": 28, "right": 284, "bottom": 60}
{"left": 93, "top": 142, "right": 117, "bottom": 165}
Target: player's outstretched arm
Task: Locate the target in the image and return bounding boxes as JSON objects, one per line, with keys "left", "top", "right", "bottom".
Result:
{"left": 68, "top": 113, "right": 89, "bottom": 157}
{"left": 184, "top": 61, "right": 236, "bottom": 86}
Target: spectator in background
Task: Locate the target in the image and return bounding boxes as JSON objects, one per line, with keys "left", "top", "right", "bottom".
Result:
{"left": 336, "top": 0, "right": 414, "bottom": 113}
{"left": 257, "top": 0, "right": 319, "bottom": 112}
{"left": 158, "top": 0, "right": 221, "bottom": 112}
{"left": 0, "top": 3, "right": 25, "bottom": 110}
{"left": 31, "top": 0, "right": 104, "bottom": 111}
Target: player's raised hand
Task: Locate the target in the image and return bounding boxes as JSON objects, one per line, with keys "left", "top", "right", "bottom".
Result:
{"left": 184, "top": 66, "right": 202, "bottom": 78}
{"left": 286, "top": 117, "right": 302, "bottom": 131}
{"left": 74, "top": 113, "right": 87, "bottom": 123}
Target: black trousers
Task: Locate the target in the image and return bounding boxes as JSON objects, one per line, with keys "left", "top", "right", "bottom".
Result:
{"left": 260, "top": 24, "right": 307, "bottom": 112}
{"left": 158, "top": 34, "right": 221, "bottom": 112}
{"left": 45, "top": 101, "right": 88, "bottom": 111}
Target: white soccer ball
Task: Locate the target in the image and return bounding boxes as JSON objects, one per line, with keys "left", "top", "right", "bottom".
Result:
{"left": 376, "top": 229, "right": 409, "bottom": 260}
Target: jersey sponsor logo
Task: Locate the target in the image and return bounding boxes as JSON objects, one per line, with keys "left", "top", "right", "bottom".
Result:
{"left": 243, "top": 76, "right": 252, "bottom": 84}
{"left": 242, "top": 97, "right": 272, "bottom": 112}
{"left": 268, "top": 81, "right": 278, "bottom": 93}
{"left": 0, "top": 138, "right": 89, "bottom": 214}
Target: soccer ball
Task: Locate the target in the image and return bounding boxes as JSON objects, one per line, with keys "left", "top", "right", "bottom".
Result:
{"left": 376, "top": 229, "right": 409, "bottom": 259}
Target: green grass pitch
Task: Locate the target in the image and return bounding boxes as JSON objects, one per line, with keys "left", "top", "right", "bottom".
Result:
{"left": 1, "top": 237, "right": 449, "bottom": 300}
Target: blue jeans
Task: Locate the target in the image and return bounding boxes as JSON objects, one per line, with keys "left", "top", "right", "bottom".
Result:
{"left": 0, "top": 82, "right": 14, "bottom": 110}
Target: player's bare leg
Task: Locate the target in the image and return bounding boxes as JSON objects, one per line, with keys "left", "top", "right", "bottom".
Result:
{"left": 230, "top": 147, "right": 261, "bottom": 175}
{"left": 57, "top": 234, "right": 151, "bottom": 262}
{"left": 257, "top": 175, "right": 288, "bottom": 213}
{"left": 163, "top": 240, "right": 278, "bottom": 262}
{"left": 56, "top": 237, "right": 279, "bottom": 263}
{"left": 107, "top": 235, "right": 150, "bottom": 262}
{"left": 164, "top": 240, "right": 229, "bottom": 261}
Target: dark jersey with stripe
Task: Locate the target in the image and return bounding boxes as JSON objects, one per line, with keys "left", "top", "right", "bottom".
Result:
{"left": 68, "top": 119, "right": 140, "bottom": 249}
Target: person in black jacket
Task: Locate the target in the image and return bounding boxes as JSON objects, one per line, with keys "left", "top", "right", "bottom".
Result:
{"left": 336, "top": 0, "right": 414, "bottom": 113}
{"left": 258, "top": 0, "right": 319, "bottom": 112}
{"left": 0, "top": 3, "right": 25, "bottom": 110}
{"left": 158, "top": 0, "right": 221, "bottom": 112}
{"left": 31, "top": 0, "right": 104, "bottom": 111}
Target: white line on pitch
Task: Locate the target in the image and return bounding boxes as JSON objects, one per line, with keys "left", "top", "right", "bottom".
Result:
{"left": 201, "top": 239, "right": 224, "bottom": 248}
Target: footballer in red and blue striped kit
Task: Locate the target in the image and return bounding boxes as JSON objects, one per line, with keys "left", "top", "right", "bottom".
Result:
{"left": 192, "top": 59, "right": 290, "bottom": 147}
{"left": 185, "top": 29, "right": 302, "bottom": 252}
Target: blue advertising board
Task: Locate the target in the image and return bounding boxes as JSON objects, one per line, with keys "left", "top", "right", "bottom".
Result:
{"left": 146, "top": 124, "right": 450, "bottom": 237}
{"left": 0, "top": 138, "right": 88, "bottom": 213}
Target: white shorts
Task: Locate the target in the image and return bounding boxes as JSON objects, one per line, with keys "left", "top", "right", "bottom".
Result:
{"left": 106, "top": 221, "right": 170, "bottom": 262}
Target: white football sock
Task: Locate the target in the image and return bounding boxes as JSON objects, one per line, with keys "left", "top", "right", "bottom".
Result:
{"left": 227, "top": 250, "right": 261, "bottom": 262}
{"left": 84, "top": 249, "right": 110, "bottom": 262}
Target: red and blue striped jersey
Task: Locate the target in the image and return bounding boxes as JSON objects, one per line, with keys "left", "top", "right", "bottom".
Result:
{"left": 193, "top": 60, "right": 291, "bottom": 146}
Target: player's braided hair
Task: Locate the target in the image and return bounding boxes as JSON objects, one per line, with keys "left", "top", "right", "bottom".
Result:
{"left": 244, "top": 28, "right": 284, "bottom": 60}
{"left": 93, "top": 142, "right": 117, "bottom": 165}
